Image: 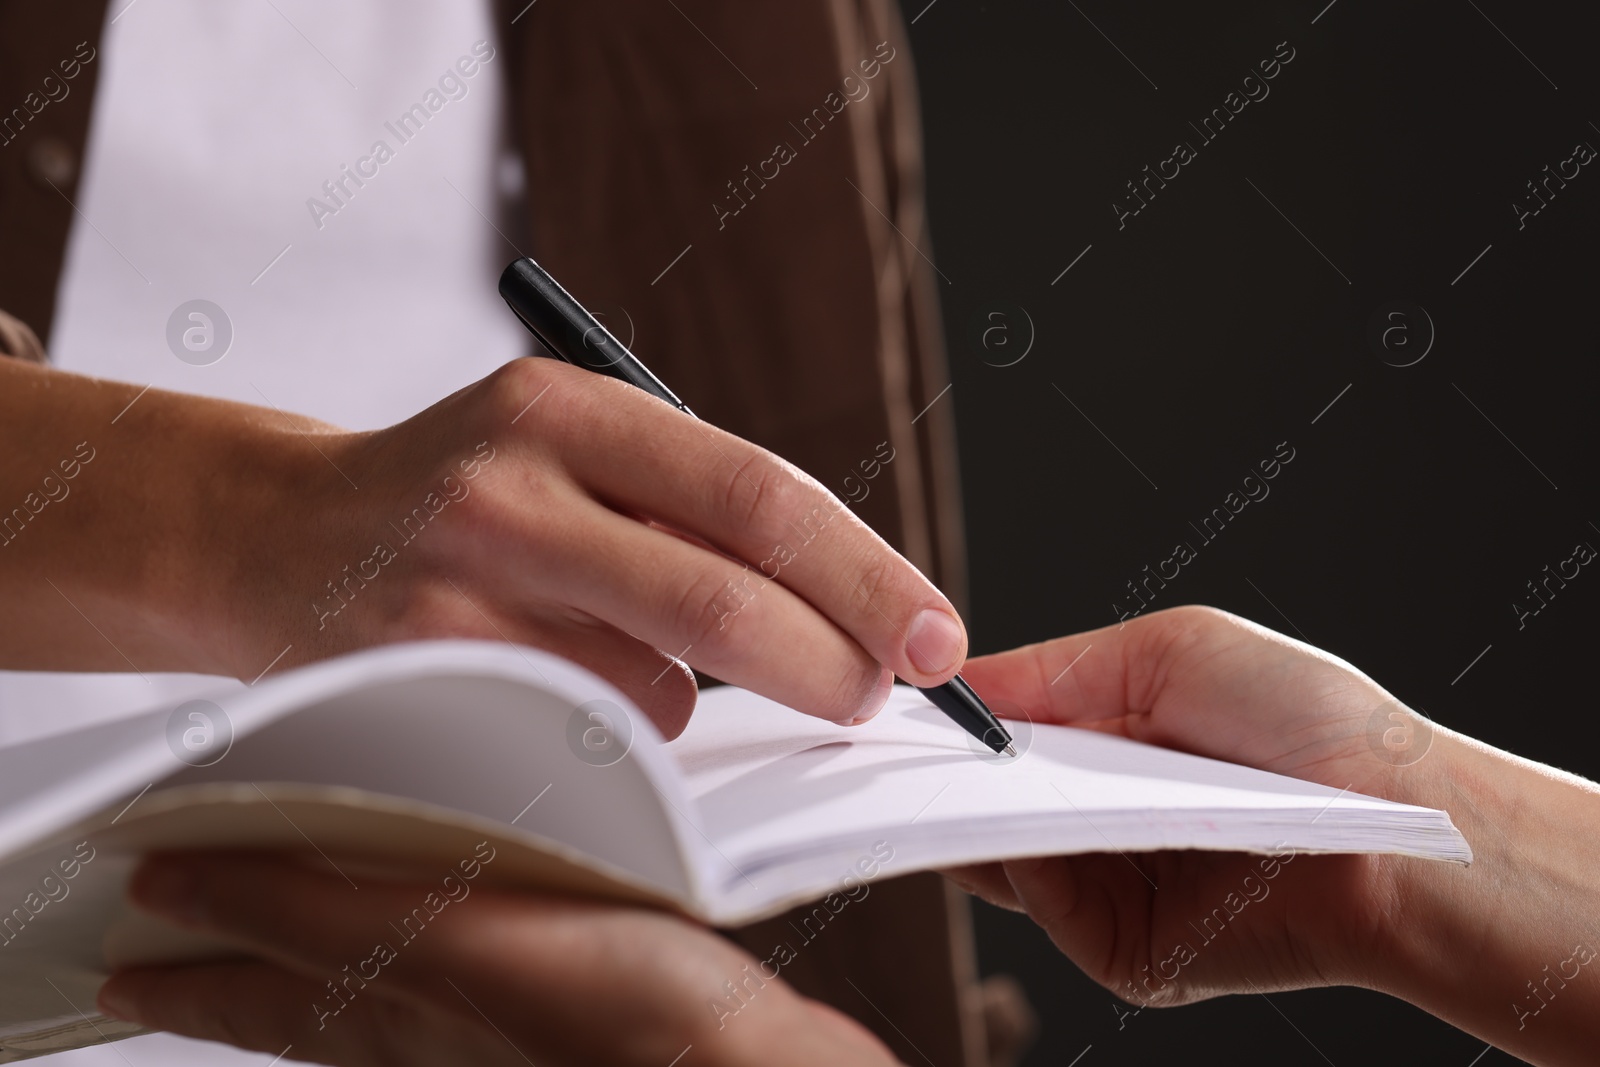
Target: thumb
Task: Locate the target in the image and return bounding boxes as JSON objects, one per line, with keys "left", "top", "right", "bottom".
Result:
{"left": 1000, "top": 852, "right": 1142, "bottom": 992}
{"left": 961, "top": 618, "right": 1146, "bottom": 728}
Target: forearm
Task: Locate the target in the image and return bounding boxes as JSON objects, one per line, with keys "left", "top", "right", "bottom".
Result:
{"left": 1376, "top": 733, "right": 1600, "bottom": 1065}
{"left": 0, "top": 358, "right": 323, "bottom": 677}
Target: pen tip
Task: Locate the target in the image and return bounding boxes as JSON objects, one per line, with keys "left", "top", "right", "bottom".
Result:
{"left": 1003, "top": 743, "right": 1018, "bottom": 758}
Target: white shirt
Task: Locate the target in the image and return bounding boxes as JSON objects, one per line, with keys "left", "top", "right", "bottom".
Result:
{"left": 4, "top": 0, "right": 529, "bottom": 738}
{"left": 7, "top": 4, "right": 526, "bottom": 1060}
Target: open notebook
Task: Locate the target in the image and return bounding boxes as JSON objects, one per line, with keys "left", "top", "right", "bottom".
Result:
{"left": 0, "top": 640, "right": 1469, "bottom": 1059}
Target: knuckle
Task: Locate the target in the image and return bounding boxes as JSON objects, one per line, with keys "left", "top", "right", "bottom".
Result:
{"left": 719, "top": 454, "right": 808, "bottom": 546}
{"left": 420, "top": 459, "right": 576, "bottom": 567}
{"left": 846, "top": 551, "right": 911, "bottom": 620}
{"left": 500, "top": 359, "right": 661, "bottom": 457}
{"left": 486, "top": 356, "right": 560, "bottom": 421}
{"left": 488, "top": 356, "right": 617, "bottom": 446}
{"left": 669, "top": 566, "right": 764, "bottom": 661}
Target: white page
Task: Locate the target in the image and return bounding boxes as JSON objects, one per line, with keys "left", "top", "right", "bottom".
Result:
{"left": 668, "top": 686, "right": 1470, "bottom": 922}
{"left": 0, "top": 642, "right": 699, "bottom": 898}
{"left": 0, "top": 641, "right": 710, "bottom": 1056}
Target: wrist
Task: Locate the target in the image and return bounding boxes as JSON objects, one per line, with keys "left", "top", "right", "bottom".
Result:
{"left": 1363, "top": 730, "right": 1497, "bottom": 997}
{"left": 162, "top": 406, "right": 360, "bottom": 679}
{"left": 1364, "top": 729, "right": 1600, "bottom": 1061}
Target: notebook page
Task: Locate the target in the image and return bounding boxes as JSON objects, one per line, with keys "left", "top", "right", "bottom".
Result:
{"left": 0, "top": 641, "right": 713, "bottom": 1050}
{"left": 667, "top": 686, "right": 1469, "bottom": 922}
{"left": 1, "top": 642, "right": 699, "bottom": 901}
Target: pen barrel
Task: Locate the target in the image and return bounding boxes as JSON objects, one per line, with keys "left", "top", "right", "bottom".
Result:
{"left": 918, "top": 677, "right": 1012, "bottom": 754}
{"left": 498, "top": 258, "right": 690, "bottom": 412}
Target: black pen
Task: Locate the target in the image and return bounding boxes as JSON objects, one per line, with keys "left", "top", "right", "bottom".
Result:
{"left": 498, "top": 257, "right": 1017, "bottom": 757}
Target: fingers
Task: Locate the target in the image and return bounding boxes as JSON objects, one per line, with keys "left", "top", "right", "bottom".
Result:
{"left": 121, "top": 854, "right": 407, "bottom": 982}
{"left": 1000, "top": 854, "right": 1135, "bottom": 989}
{"left": 942, "top": 863, "right": 1023, "bottom": 911}
{"left": 114, "top": 853, "right": 547, "bottom": 1021}
{"left": 99, "top": 960, "right": 507, "bottom": 1067}
{"left": 959, "top": 629, "right": 1125, "bottom": 727}
{"left": 531, "top": 495, "right": 894, "bottom": 724}
{"left": 116, "top": 854, "right": 715, "bottom": 1014}
{"left": 513, "top": 609, "right": 698, "bottom": 740}
{"left": 113, "top": 853, "right": 770, "bottom": 1065}
{"left": 100, "top": 961, "right": 329, "bottom": 1058}
{"left": 962, "top": 607, "right": 1244, "bottom": 727}
{"left": 517, "top": 360, "right": 967, "bottom": 687}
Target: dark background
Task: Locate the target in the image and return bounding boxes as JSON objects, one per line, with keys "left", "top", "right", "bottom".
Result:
{"left": 900, "top": 1, "right": 1597, "bottom": 1064}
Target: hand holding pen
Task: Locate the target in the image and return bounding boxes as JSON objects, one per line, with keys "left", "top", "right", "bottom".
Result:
{"left": 499, "top": 258, "right": 1014, "bottom": 755}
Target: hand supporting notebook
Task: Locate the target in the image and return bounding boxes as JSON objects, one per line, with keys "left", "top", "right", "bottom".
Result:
{"left": 102, "top": 854, "right": 893, "bottom": 1067}
{"left": 949, "top": 607, "right": 1600, "bottom": 1066}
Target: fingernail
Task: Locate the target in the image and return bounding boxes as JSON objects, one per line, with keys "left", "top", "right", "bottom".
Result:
{"left": 906, "top": 608, "right": 964, "bottom": 676}
{"left": 97, "top": 984, "right": 139, "bottom": 1022}
{"left": 837, "top": 667, "right": 893, "bottom": 726}
{"left": 131, "top": 862, "right": 204, "bottom": 925}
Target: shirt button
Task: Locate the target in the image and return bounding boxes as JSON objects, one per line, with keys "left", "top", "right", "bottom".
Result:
{"left": 26, "top": 136, "right": 78, "bottom": 190}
